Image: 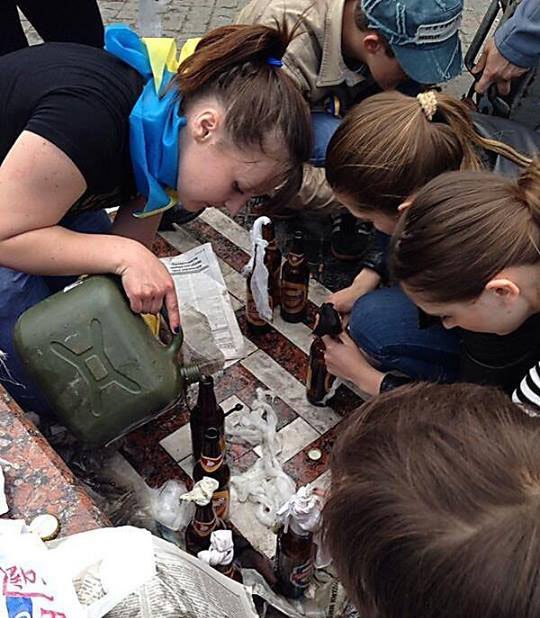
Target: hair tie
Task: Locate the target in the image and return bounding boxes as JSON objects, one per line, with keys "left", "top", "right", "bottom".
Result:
{"left": 267, "top": 56, "right": 283, "bottom": 68}
{"left": 417, "top": 91, "right": 438, "bottom": 121}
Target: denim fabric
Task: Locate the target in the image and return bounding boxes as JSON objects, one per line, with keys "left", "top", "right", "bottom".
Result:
{"left": 0, "top": 209, "right": 112, "bottom": 415}
{"left": 349, "top": 286, "right": 461, "bottom": 382}
{"left": 310, "top": 112, "right": 342, "bottom": 167}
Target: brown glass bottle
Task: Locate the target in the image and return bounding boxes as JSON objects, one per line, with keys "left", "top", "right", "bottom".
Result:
{"left": 306, "top": 303, "right": 342, "bottom": 406}
{"left": 245, "top": 246, "right": 273, "bottom": 335}
{"left": 280, "top": 231, "right": 309, "bottom": 323}
{"left": 185, "top": 500, "right": 221, "bottom": 556}
{"left": 190, "top": 376, "right": 225, "bottom": 461}
{"left": 275, "top": 520, "right": 315, "bottom": 598}
{"left": 216, "top": 560, "right": 243, "bottom": 583}
{"left": 193, "top": 427, "right": 231, "bottom": 520}
{"left": 263, "top": 221, "right": 282, "bottom": 307}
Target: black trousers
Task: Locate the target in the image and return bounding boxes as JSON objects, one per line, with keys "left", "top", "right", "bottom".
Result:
{"left": 0, "top": 0, "right": 104, "bottom": 56}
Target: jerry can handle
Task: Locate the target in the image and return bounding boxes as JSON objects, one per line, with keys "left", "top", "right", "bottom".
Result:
{"left": 165, "top": 325, "right": 184, "bottom": 360}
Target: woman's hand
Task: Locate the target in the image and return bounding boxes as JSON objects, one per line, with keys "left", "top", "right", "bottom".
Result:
{"left": 323, "top": 331, "right": 384, "bottom": 396}
{"left": 116, "top": 244, "right": 180, "bottom": 332}
{"left": 327, "top": 284, "right": 363, "bottom": 314}
{"left": 327, "top": 268, "right": 380, "bottom": 314}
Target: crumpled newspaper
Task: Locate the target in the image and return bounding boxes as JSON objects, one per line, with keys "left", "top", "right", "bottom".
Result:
{"left": 198, "top": 529, "right": 234, "bottom": 566}
{"left": 242, "top": 216, "right": 273, "bottom": 322}
{"left": 228, "top": 389, "right": 296, "bottom": 527}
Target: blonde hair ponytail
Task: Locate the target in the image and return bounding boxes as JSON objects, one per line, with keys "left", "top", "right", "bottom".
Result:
{"left": 326, "top": 91, "right": 532, "bottom": 216}
{"left": 435, "top": 92, "right": 533, "bottom": 170}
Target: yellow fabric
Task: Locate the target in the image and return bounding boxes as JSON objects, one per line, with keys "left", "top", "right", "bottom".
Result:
{"left": 141, "top": 36, "right": 202, "bottom": 93}
{"left": 142, "top": 313, "right": 161, "bottom": 337}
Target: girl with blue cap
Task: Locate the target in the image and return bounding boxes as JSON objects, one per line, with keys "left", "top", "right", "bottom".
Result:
{"left": 0, "top": 23, "right": 311, "bottom": 414}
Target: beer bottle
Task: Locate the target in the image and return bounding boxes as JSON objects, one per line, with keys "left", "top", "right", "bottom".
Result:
{"left": 193, "top": 427, "right": 231, "bottom": 520}
{"left": 275, "top": 486, "right": 321, "bottom": 599}
{"left": 280, "top": 231, "right": 309, "bottom": 323}
{"left": 245, "top": 242, "right": 273, "bottom": 335}
{"left": 190, "top": 375, "right": 225, "bottom": 461}
{"left": 306, "top": 303, "right": 342, "bottom": 406}
{"left": 185, "top": 497, "right": 220, "bottom": 556}
{"left": 263, "top": 221, "right": 282, "bottom": 308}
{"left": 198, "top": 530, "right": 243, "bottom": 583}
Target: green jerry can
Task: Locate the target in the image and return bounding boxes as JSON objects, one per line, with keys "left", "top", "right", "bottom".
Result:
{"left": 13, "top": 275, "right": 200, "bottom": 446}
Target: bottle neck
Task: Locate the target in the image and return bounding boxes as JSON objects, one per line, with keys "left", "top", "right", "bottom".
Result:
{"left": 196, "top": 381, "right": 218, "bottom": 411}
{"left": 193, "top": 502, "right": 216, "bottom": 536}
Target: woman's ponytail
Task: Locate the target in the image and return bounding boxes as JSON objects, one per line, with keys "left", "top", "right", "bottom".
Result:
{"left": 516, "top": 158, "right": 540, "bottom": 226}
{"left": 177, "top": 24, "right": 291, "bottom": 96}
{"left": 436, "top": 93, "right": 532, "bottom": 170}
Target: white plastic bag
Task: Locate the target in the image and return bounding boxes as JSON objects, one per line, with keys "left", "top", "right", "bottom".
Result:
{"left": 0, "top": 524, "right": 155, "bottom": 618}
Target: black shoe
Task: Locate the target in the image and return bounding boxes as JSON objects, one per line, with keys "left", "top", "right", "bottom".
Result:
{"left": 158, "top": 204, "right": 203, "bottom": 230}
{"left": 330, "top": 212, "right": 373, "bottom": 261}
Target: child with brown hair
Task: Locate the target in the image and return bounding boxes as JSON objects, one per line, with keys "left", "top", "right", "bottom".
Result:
{"left": 323, "top": 381, "right": 540, "bottom": 617}
{"left": 236, "top": 0, "right": 464, "bottom": 259}
{"left": 0, "top": 22, "right": 311, "bottom": 415}
{"left": 321, "top": 89, "right": 539, "bottom": 395}
{"left": 391, "top": 159, "right": 540, "bottom": 411}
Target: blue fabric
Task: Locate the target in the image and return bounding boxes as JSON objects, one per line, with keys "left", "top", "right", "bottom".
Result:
{"left": 349, "top": 286, "right": 461, "bottom": 382}
{"left": 0, "top": 211, "right": 112, "bottom": 415}
{"left": 310, "top": 112, "right": 341, "bottom": 167}
{"left": 495, "top": 0, "right": 540, "bottom": 69}
{"left": 105, "top": 24, "right": 186, "bottom": 217}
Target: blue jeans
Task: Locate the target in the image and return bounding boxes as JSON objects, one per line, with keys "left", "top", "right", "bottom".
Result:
{"left": 310, "top": 112, "right": 342, "bottom": 167}
{"left": 349, "top": 286, "right": 461, "bottom": 382}
{"left": 0, "top": 209, "right": 112, "bottom": 415}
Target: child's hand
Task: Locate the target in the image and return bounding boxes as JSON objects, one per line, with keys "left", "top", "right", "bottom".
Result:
{"left": 116, "top": 244, "right": 181, "bottom": 332}
{"left": 327, "top": 284, "right": 363, "bottom": 314}
{"left": 322, "top": 331, "right": 384, "bottom": 396}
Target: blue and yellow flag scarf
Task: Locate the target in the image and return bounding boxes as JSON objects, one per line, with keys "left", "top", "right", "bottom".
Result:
{"left": 105, "top": 25, "right": 200, "bottom": 218}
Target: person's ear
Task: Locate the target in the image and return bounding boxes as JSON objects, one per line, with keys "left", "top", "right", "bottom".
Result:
{"left": 363, "top": 32, "right": 384, "bottom": 55}
{"left": 485, "top": 278, "right": 521, "bottom": 302}
{"left": 191, "top": 108, "right": 221, "bottom": 144}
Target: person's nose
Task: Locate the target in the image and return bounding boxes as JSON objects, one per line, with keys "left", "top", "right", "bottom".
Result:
{"left": 224, "top": 194, "right": 249, "bottom": 215}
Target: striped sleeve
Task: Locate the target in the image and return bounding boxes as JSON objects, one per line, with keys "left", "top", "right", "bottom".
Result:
{"left": 512, "top": 361, "right": 540, "bottom": 416}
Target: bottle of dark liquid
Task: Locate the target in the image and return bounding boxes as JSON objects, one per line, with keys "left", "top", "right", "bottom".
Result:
{"left": 306, "top": 303, "right": 342, "bottom": 406}
{"left": 280, "top": 231, "right": 309, "bottom": 323}
{"left": 263, "top": 221, "right": 282, "bottom": 308}
{"left": 276, "top": 522, "right": 314, "bottom": 598}
{"left": 245, "top": 242, "right": 273, "bottom": 335}
{"left": 190, "top": 376, "right": 225, "bottom": 461}
{"left": 193, "top": 427, "right": 231, "bottom": 520}
{"left": 216, "top": 557, "right": 243, "bottom": 583}
{"left": 185, "top": 496, "right": 221, "bottom": 556}
{"left": 197, "top": 530, "right": 244, "bottom": 583}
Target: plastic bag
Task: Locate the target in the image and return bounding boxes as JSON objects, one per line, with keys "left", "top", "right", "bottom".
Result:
{"left": 0, "top": 524, "right": 155, "bottom": 618}
{"left": 243, "top": 217, "right": 273, "bottom": 323}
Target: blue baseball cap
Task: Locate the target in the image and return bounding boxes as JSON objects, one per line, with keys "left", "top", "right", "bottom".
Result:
{"left": 361, "top": 0, "right": 464, "bottom": 84}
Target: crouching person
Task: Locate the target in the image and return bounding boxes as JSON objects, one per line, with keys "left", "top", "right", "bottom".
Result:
{"left": 323, "top": 382, "right": 540, "bottom": 618}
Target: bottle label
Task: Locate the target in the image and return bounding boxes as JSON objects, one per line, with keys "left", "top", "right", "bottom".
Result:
{"left": 287, "top": 253, "right": 305, "bottom": 268}
{"left": 201, "top": 454, "right": 224, "bottom": 473}
{"left": 212, "top": 488, "right": 230, "bottom": 520}
{"left": 193, "top": 517, "right": 216, "bottom": 537}
{"left": 278, "top": 554, "right": 314, "bottom": 590}
{"left": 281, "top": 282, "right": 308, "bottom": 314}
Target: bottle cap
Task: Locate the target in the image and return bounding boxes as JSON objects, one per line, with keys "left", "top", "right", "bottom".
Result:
{"left": 28, "top": 513, "right": 61, "bottom": 541}
{"left": 312, "top": 303, "right": 342, "bottom": 337}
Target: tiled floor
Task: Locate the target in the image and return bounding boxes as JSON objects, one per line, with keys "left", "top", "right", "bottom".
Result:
{"left": 118, "top": 207, "right": 365, "bottom": 556}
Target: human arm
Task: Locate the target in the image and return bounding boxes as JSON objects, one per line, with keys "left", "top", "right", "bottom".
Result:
{"left": 0, "top": 131, "right": 180, "bottom": 330}
{"left": 327, "top": 268, "right": 381, "bottom": 314}
{"left": 473, "top": 0, "right": 540, "bottom": 94}
{"left": 322, "top": 331, "right": 384, "bottom": 396}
